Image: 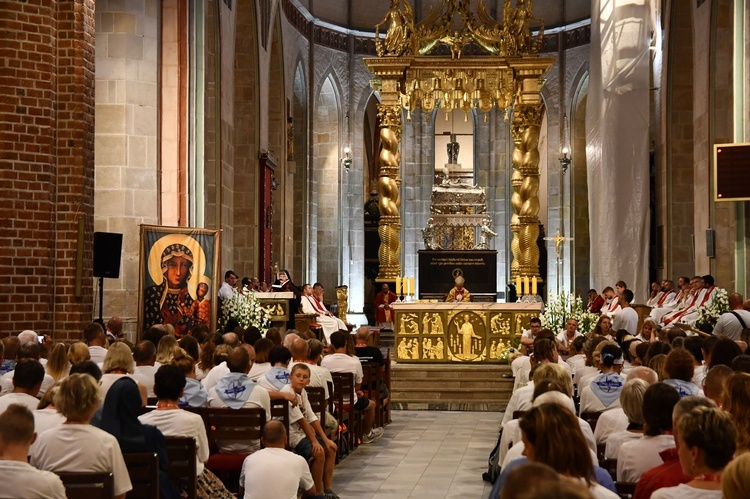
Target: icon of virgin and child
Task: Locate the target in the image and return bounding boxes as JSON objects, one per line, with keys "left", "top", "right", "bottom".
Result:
{"left": 142, "top": 233, "right": 214, "bottom": 337}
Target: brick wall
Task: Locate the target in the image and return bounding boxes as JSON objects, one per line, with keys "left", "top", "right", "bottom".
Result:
{"left": 0, "top": 1, "right": 96, "bottom": 339}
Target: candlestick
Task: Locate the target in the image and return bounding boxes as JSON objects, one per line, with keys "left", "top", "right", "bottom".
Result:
{"left": 523, "top": 276, "right": 530, "bottom": 296}
{"left": 531, "top": 276, "right": 537, "bottom": 295}
{"left": 396, "top": 277, "right": 402, "bottom": 295}
{"left": 410, "top": 276, "right": 415, "bottom": 295}
{"left": 515, "top": 276, "right": 522, "bottom": 296}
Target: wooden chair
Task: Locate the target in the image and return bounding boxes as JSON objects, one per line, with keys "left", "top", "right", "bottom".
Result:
{"left": 615, "top": 481, "right": 637, "bottom": 499}
{"left": 146, "top": 396, "right": 158, "bottom": 406}
{"left": 123, "top": 452, "right": 159, "bottom": 499}
{"left": 331, "top": 371, "right": 362, "bottom": 454}
{"left": 165, "top": 436, "right": 197, "bottom": 499}
{"left": 600, "top": 458, "right": 618, "bottom": 482}
{"left": 306, "top": 386, "right": 335, "bottom": 439}
{"left": 512, "top": 410, "right": 527, "bottom": 420}
{"left": 580, "top": 411, "right": 602, "bottom": 433}
{"left": 294, "top": 313, "right": 319, "bottom": 333}
{"left": 56, "top": 472, "right": 114, "bottom": 499}
{"left": 270, "top": 398, "right": 291, "bottom": 447}
{"left": 597, "top": 443, "right": 606, "bottom": 462}
{"left": 361, "top": 362, "right": 384, "bottom": 427}
{"left": 384, "top": 348, "right": 392, "bottom": 424}
{"left": 203, "top": 407, "right": 265, "bottom": 476}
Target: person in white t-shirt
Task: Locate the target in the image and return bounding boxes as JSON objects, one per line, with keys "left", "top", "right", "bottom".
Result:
{"left": 0, "top": 404, "right": 66, "bottom": 499}
{"left": 240, "top": 420, "right": 316, "bottom": 499}
{"left": 519, "top": 317, "right": 543, "bottom": 355}
{"left": 0, "top": 358, "right": 44, "bottom": 414}
{"left": 283, "top": 364, "right": 338, "bottom": 497}
{"left": 29, "top": 384, "right": 66, "bottom": 457}
{"left": 257, "top": 345, "right": 292, "bottom": 393}
{"left": 131, "top": 340, "right": 158, "bottom": 398}
{"left": 613, "top": 290, "right": 639, "bottom": 335}
{"left": 0, "top": 343, "right": 55, "bottom": 397}
{"left": 594, "top": 366, "right": 658, "bottom": 444}
{"left": 83, "top": 322, "right": 109, "bottom": 365}
{"left": 617, "top": 382, "right": 681, "bottom": 483}
{"left": 321, "top": 331, "right": 384, "bottom": 443}
{"left": 556, "top": 318, "right": 583, "bottom": 356}
{"left": 99, "top": 342, "right": 147, "bottom": 407}
{"left": 30, "top": 373, "right": 132, "bottom": 499}
{"left": 651, "top": 406, "right": 737, "bottom": 499}
{"left": 566, "top": 336, "right": 587, "bottom": 375}
{"left": 139, "top": 364, "right": 235, "bottom": 499}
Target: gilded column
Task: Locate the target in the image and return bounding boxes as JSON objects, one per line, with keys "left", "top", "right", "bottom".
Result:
{"left": 510, "top": 103, "right": 544, "bottom": 279}
{"left": 376, "top": 99, "right": 402, "bottom": 280}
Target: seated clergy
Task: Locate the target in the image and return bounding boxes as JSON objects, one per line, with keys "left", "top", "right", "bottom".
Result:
{"left": 299, "top": 283, "right": 346, "bottom": 342}
{"left": 446, "top": 276, "right": 470, "bottom": 303}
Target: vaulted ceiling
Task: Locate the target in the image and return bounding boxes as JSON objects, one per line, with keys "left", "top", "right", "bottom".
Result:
{"left": 294, "top": 0, "right": 590, "bottom": 32}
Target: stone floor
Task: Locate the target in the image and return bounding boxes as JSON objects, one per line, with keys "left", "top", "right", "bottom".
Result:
{"left": 331, "top": 410, "right": 498, "bottom": 498}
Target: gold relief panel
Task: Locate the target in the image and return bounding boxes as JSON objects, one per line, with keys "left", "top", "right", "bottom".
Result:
{"left": 398, "top": 313, "right": 420, "bottom": 334}
{"left": 397, "top": 337, "right": 421, "bottom": 361}
{"left": 489, "top": 313, "right": 511, "bottom": 335}
{"left": 421, "top": 312, "right": 444, "bottom": 335}
{"left": 446, "top": 311, "right": 486, "bottom": 362}
{"left": 422, "top": 337, "right": 445, "bottom": 360}
{"left": 488, "top": 337, "right": 513, "bottom": 360}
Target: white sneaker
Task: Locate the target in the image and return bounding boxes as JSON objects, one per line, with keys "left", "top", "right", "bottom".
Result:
{"left": 362, "top": 427, "right": 384, "bottom": 443}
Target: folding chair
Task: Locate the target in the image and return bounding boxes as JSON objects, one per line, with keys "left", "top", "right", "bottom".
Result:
{"left": 123, "top": 452, "right": 159, "bottom": 499}
{"left": 56, "top": 472, "right": 114, "bottom": 499}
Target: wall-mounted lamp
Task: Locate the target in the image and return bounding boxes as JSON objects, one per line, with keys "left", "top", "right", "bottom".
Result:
{"left": 342, "top": 146, "right": 352, "bottom": 169}
{"left": 559, "top": 146, "right": 571, "bottom": 173}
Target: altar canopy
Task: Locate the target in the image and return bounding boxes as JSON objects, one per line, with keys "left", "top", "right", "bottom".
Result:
{"left": 586, "top": 0, "right": 651, "bottom": 300}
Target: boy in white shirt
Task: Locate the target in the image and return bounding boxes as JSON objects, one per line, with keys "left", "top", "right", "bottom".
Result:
{"left": 284, "top": 364, "right": 338, "bottom": 498}
{"left": 0, "top": 404, "right": 65, "bottom": 498}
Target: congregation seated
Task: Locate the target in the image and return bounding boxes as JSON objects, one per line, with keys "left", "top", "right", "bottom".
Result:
{"left": 0, "top": 342, "right": 54, "bottom": 396}
{"left": 29, "top": 385, "right": 66, "bottom": 456}
{"left": 257, "top": 345, "right": 292, "bottom": 392}
{"left": 99, "top": 342, "right": 148, "bottom": 407}
{"left": 30, "top": 373, "right": 133, "bottom": 498}
{"left": 574, "top": 336, "right": 609, "bottom": 390}
{"left": 594, "top": 366, "right": 657, "bottom": 444}
{"left": 0, "top": 358, "right": 44, "bottom": 413}
{"left": 139, "top": 364, "right": 234, "bottom": 498}
{"left": 97, "top": 377, "right": 179, "bottom": 499}
{"left": 83, "top": 321, "right": 108, "bottom": 365}
{"left": 248, "top": 338, "right": 273, "bottom": 381}
{"left": 649, "top": 406, "right": 737, "bottom": 499}
{"left": 616, "top": 382, "right": 681, "bottom": 483}
{"left": 662, "top": 348, "right": 703, "bottom": 397}
{"left": 510, "top": 332, "right": 571, "bottom": 392}
{"left": 283, "top": 364, "right": 338, "bottom": 497}
{"left": 131, "top": 340, "right": 158, "bottom": 397}
{"left": 321, "top": 330, "right": 384, "bottom": 443}
{"left": 200, "top": 343, "right": 232, "bottom": 392}
{"left": 0, "top": 404, "right": 66, "bottom": 498}
{"left": 578, "top": 344, "right": 626, "bottom": 415}
{"left": 240, "top": 420, "right": 317, "bottom": 499}
{"left": 171, "top": 346, "right": 208, "bottom": 408}
{"left": 603, "top": 378, "right": 648, "bottom": 459}
{"left": 206, "top": 347, "right": 273, "bottom": 454}
{"left": 721, "top": 372, "right": 750, "bottom": 454}
{"left": 493, "top": 402, "right": 618, "bottom": 498}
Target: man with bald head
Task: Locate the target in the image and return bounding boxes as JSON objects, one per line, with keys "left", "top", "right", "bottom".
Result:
{"left": 105, "top": 316, "right": 123, "bottom": 343}
{"left": 283, "top": 332, "right": 300, "bottom": 349}
{"left": 712, "top": 292, "right": 750, "bottom": 340}
{"left": 240, "top": 420, "right": 316, "bottom": 498}
{"left": 594, "top": 366, "right": 659, "bottom": 444}
{"left": 222, "top": 332, "right": 240, "bottom": 348}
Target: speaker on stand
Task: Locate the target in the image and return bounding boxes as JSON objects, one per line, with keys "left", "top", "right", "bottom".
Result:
{"left": 93, "top": 232, "right": 123, "bottom": 324}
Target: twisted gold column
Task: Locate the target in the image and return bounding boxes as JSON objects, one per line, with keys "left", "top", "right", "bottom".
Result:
{"left": 376, "top": 103, "right": 402, "bottom": 280}
{"left": 510, "top": 103, "right": 544, "bottom": 279}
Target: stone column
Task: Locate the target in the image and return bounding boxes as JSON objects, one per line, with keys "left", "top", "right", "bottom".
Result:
{"left": 510, "top": 103, "right": 544, "bottom": 280}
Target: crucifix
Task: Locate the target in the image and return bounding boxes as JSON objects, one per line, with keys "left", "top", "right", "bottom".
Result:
{"left": 544, "top": 228, "right": 573, "bottom": 295}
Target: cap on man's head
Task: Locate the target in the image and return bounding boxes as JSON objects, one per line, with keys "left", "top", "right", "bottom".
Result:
{"left": 455, "top": 276, "right": 465, "bottom": 285}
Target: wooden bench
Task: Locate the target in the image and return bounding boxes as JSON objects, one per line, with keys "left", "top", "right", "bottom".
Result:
{"left": 164, "top": 436, "right": 197, "bottom": 499}
{"left": 57, "top": 472, "right": 114, "bottom": 499}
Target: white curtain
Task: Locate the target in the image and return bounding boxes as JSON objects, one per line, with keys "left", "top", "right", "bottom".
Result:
{"left": 586, "top": 0, "right": 652, "bottom": 301}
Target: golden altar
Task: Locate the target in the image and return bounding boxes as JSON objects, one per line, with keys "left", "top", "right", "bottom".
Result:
{"left": 392, "top": 302, "right": 542, "bottom": 363}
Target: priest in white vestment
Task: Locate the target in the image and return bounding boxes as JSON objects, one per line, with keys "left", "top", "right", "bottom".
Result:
{"left": 299, "top": 284, "right": 346, "bottom": 342}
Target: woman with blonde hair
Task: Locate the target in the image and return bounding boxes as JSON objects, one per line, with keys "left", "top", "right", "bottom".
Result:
{"left": 30, "top": 374, "right": 133, "bottom": 499}
{"left": 156, "top": 334, "right": 178, "bottom": 365}
{"left": 45, "top": 343, "right": 69, "bottom": 383}
{"left": 722, "top": 452, "right": 750, "bottom": 499}
{"left": 720, "top": 372, "right": 750, "bottom": 455}
{"left": 67, "top": 342, "right": 90, "bottom": 365}
{"left": 648, "top": 353, "right": 669, "bottom": 381}
{"left": 603, "top": 378, "right": 648, "bottom": 459}
{"left": 101, "top": 342, "right": 147, "bottom": 406}
{"left": 651, "top": 406, "right": 737, "bottom": 498}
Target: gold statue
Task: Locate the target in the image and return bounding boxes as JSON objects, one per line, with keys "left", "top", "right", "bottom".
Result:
{"left": 375, "top": 0, "right": 415, "bottom": 57}
{"left": 458, "top": 315, "right": 481, "bottom": 357}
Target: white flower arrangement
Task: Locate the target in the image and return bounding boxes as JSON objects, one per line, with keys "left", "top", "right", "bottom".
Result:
{"left": 219, "top": 287, "right": 270, "bottom": 331}
{"left": 696, "top": 287, "right": 729, "bottom": 329}
{"left": 541, "top": 292, "right": 599, "bottom": 335}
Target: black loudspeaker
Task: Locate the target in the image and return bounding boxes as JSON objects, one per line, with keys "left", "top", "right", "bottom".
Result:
{"left": 93, "top": 232, "right": 123, "bottom": 278}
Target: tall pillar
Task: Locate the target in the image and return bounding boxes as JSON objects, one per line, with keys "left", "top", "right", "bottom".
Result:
{"left": 510, "top": 103, "right": 544, "bottom": 279}
{"left": 376, "top": 97, "right": 403, "bottom": 280}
